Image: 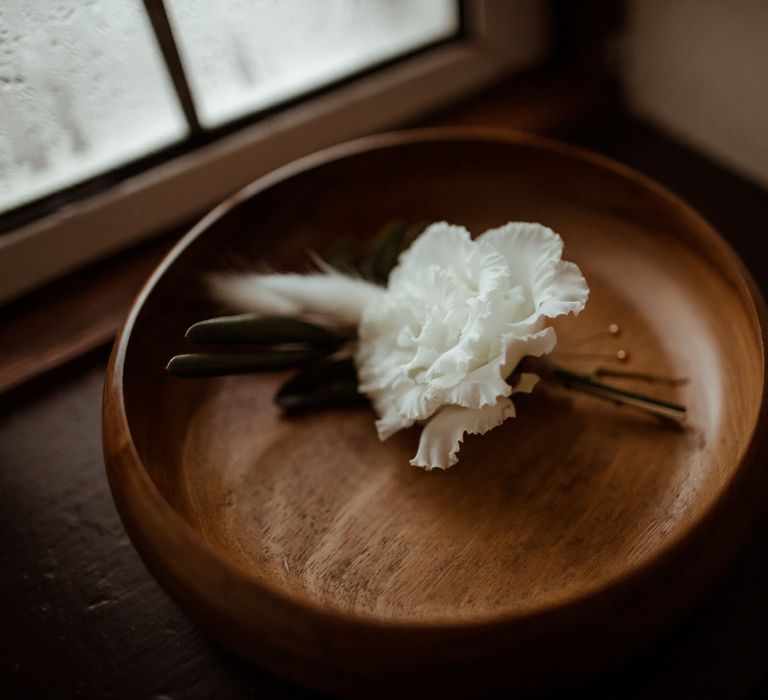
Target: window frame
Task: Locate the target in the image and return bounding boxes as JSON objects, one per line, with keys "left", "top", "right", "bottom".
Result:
{"left": 0, "top": 0, "right": 547, "bottom": 304}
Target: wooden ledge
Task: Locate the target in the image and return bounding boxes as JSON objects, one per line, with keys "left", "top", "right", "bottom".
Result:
{"left": 0, "top": 72, "right": 606, "bottom": 395}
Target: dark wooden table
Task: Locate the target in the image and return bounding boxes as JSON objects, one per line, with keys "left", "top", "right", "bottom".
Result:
{"left": 2, "top": 113, "right": 768, "bottom": 699}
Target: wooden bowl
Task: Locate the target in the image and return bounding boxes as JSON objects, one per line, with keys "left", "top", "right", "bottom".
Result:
{"left": 103, "top": 128, "right": 768, "bottom": 695}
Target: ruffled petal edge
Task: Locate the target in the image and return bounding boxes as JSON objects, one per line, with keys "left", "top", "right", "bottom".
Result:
{"left": 410, "top": 374, "right": 538, "bottom": 470}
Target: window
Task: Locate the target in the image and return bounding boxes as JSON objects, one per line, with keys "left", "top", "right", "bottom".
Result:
{"left": 165, "top": 0, "right": 460, "bottom": 128}
{"left": 0, "top": 1, "right": 187, "bottom": 214}
{"left": 0, "top": 0, "right": 546, "bottom": 303}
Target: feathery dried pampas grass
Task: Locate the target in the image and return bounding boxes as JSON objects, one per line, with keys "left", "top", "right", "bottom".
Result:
{"left": 209, "top": 269, "right": 384, "bottom": 327}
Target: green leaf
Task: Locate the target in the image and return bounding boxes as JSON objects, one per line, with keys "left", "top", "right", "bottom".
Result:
{"left": 276, "top": 383, "right": 366, "bottom": 414}
{"left": 185, "top": 314, "right": 341, "bottom": 346}
{"left": 275, "top": 356, "right": 368, "bottom": 413}
{"left": 401, "top": 221, "right": 428, "bottom": 251}
{"left": 356, "top": 220, "right": 408, "bottom": 282}
{"left": 371, "top": 221, "right": 408, "bottom": 283}
{"left": 368, "top": 220, "right": 428, "bottom": 283}
{"left": 323, "top": 237, "right": 355, "bottom": 273}
{"left": 166, "top": 348, "right": 333, "bottom": 378}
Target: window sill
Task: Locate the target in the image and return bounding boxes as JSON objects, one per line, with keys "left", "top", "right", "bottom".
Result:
{"left": 0, "top": 71, "right": 606, "bottom": 395}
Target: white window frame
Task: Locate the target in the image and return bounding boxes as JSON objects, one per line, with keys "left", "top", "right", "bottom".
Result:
{"left": 0, "top": 0, "right": 547, "bottom": 304}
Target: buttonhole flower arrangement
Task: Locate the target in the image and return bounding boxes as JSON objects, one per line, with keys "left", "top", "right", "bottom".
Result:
{"left": 167, "top": 221, "right": 686, "bottom": 470}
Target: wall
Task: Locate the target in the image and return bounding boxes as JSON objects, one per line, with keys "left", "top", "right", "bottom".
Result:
{"left": 623, "top": 0, "right": 768, "bottom": 188}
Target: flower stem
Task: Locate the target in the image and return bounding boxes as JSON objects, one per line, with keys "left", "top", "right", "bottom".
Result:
{"left": 550, "top": 367, "right": 687, "bottom": 423}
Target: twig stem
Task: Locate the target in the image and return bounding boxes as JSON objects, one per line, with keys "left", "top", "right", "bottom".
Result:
{"left": 550, "top": 367, "right": 687, "bottom": 423}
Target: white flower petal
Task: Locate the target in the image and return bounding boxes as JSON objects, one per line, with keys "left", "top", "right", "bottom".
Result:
{"left": 441, "top": 359, "right": 512, "bottom": 409}
{"left": 389, "top": 222, "right": 473, "bottom": 285}
{"left": 375, "top": 409, "right": 414, "bottom": 441}
{"left": 538, "top": 260, "right": 590, "bottom": 318}
{"left": 499, "top": 326, "right": 558, "bottom": 380}
{"left": 354, "top": 221, "right": 589, "bottom": 465}
{"left": 479, "top": 222, "right": 588, "bottom": 320}
{"left": 410, "top": 398, "right": 517, "bottom": 470}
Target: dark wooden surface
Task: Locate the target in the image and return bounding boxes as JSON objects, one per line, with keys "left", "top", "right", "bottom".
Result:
{"left": 0, "top": 235, "right": 175, "bottom": 394}
{"left": 3, "top": 115, "right": 768, "bottom": 698}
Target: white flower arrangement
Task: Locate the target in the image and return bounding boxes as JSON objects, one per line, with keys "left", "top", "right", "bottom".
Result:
{"left": 356, "top": 222, "right": 588, "bottom": 468}
{"left": 168, "top": 220, "right": 684, "bottom": 470}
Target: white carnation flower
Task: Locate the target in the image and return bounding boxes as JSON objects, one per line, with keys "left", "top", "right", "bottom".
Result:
{"left": 355, "top": 222, "right": 589, "bottom": 470}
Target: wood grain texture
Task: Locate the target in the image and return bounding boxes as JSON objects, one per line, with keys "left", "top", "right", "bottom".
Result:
{"left": 102, "top": 129, "right": 768, "bottom": 694}
{"left": 0, "top": 360, "right": 300, "bottom": 700}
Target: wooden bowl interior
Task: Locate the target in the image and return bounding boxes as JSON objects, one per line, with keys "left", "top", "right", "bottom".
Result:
{"left": 121, "top": 138, "right": 764, "bottom": 624}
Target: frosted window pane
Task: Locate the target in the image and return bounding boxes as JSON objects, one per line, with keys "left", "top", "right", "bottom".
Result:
{"left": 0, "top": 1, "right": 187, "bottom": 214}
{"left": 165, "top": 0, "right": 459, "bottom": 128}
